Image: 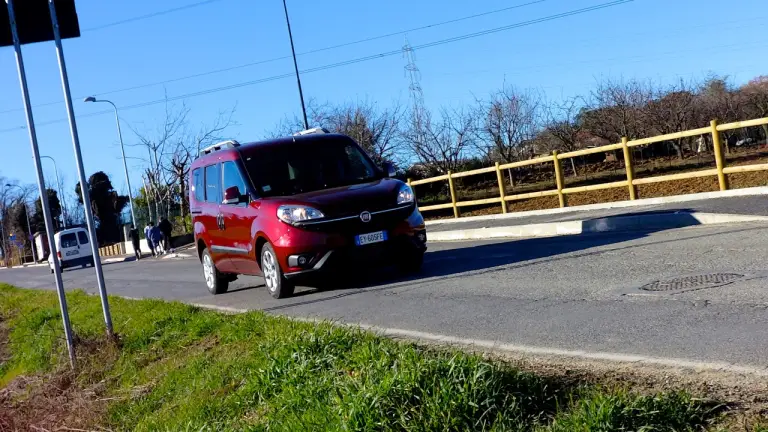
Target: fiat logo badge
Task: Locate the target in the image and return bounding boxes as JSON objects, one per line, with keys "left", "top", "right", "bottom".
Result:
{"left": 360, "top": 211, "right": 371, "bottom": 223}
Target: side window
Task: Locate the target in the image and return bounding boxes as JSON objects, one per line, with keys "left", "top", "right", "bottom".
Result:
{"left": 77, "top": 231, "right": 89, "bottom": 245}
{"left": 192, "top": 168, "right": 205, "bottom": 202}
{"left": 204, "top": 164, "right": 220, "bottom": 203}
{"left": 222, "top": 161, "right": 247, "bottom": 205}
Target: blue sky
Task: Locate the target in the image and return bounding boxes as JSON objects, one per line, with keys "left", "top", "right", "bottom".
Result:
{"left": 0, "top": 0, "right": 766, "bottom": 197}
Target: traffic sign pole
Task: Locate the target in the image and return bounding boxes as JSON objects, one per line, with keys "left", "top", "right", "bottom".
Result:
{"left": 5, "top": 0, "right": 75, "bottom": 368}
{"left": 48, "top": 0, "right": 113, "bottom": 336}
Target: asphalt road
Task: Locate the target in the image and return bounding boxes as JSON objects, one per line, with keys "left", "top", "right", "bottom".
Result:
{"left": 2, "top": 222, "right": 768, "bottom": 369}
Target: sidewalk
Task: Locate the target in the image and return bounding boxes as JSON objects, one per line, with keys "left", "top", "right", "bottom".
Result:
{"left": 427, "top": 188, "right": 768, "bottom": 241}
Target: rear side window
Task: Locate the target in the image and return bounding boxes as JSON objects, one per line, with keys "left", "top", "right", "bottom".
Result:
{"left": 192, "top": 168, "right": 205, "bottom": 202}
{"left": 77, "top": 231, "right": 89, "bottom": 245}
{"left": 61, "top": 233, "right": 77, "bottom": 248}
{"left": 205, "top": 164, "right": 221, "bottom": 203}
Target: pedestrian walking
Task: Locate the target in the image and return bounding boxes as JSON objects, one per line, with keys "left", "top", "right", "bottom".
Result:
{"left": 149, "top": 224, "right": 164, "bottom": 257}
{"left": 159, "top": 217, "right": 173, "bottom": 254}
{"left": 145, "top": 221, "right": 156, "bottom": 257}
{"left": 129, "top": 225, "right": 141, "bottom": 260}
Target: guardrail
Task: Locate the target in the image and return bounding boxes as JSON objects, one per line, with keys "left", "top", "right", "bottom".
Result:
{"left": 409, "top": 118, "right": 768, "bottom": 218}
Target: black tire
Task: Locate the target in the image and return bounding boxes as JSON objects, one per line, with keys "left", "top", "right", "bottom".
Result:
{"left": 261, "top": 243, "right": 294, "bottom": 299}
{"left": 201, "top": 248, "right": 229, "bottom": 295}
{"left": 90, "top": 257, "right": 95, "bottom": 267}
{"left": 82, "top": 263, "right": 88, "bottom": 269}
{"left": 399, "top": 249, "right": 425, "bottom": 274}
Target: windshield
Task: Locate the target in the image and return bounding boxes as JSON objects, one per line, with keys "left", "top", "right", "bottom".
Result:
{"left": 243, "top": 138, "right": 380, "bottom": 197}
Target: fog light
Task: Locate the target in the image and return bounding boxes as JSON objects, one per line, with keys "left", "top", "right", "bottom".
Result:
{"left": 298, "top": 256, "right": 308, "bottom": 265}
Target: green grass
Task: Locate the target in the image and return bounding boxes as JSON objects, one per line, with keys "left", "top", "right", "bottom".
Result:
{"left": 0, "top": 284, "right": 727, "bottom": 431}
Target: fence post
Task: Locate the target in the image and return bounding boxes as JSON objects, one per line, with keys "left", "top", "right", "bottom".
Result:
{"left": 552, "top": 151, "right": 567, "bottom": 208}
{"left": 447, "top": 171, "right": 460, "bottom": 218}
{"left": 495, "top": 162, "right": 507, "bottom": 214}
{"left": 621, "top": 137, "right": 637, "bottom": 200}
{"left": 710, "top": 119, "right": 729, "bottom": 191}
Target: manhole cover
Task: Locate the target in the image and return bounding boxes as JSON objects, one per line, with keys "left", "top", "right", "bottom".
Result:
{"left": 639, "top": 273, "right": 744, "bottom": 292}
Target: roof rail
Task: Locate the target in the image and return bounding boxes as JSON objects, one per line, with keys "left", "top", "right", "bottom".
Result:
{"left": 293, "top": 127, "right": 330, "bottom": 136}
{"left": 199, "top": 140, "right": 240, "bottom": 157}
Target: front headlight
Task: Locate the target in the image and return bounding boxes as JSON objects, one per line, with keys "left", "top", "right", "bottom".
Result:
{"left": 277, "top": 205, "right": 325, "bottom": 225}
{"left": 396, "top": 184, "right": 414, "bottom": 205}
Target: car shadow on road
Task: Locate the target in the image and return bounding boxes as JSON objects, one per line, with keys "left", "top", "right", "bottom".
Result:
{"left": 260, "top": 210, "right": 735, "bottom": 311}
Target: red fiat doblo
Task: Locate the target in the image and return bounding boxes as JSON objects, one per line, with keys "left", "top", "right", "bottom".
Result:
{"left": 189, "top": 129, "right": 427, "bottom": 299}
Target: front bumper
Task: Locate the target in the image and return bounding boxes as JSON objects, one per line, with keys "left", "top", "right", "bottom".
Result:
{"left": 283, "top": 229, "right": 427, "bottom": 279}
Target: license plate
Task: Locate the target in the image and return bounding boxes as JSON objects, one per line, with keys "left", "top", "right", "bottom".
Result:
{"left": 355, "top": 231, "right": 387, "bottom": 246}
{"left": 65, "top": 250, "right": 79, "bottom": 256}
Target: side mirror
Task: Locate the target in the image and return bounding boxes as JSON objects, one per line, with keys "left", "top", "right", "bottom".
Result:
{"left": 382, "top": 162, "right": 396, "bottom": 178}
{"left": 223, "top": 186, "right": 244, "bottom": 205}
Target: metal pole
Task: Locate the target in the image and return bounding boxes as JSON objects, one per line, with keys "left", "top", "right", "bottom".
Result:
{"left": 84, "top": 99, "right": 137, "bottom": 228}
{"left": 6, "top": 0, "right": 76, "bottom": 368}
{"left": 282, "top": 0, "right": 309, "bottom": 130}
{"left": 48, "top": 0, "right": 113, "bottom": 336}
{"left": 110, "top": 101, "right": 137, "bottom": 228}
{"left": 142, "top": 175, "right": 152, "bottom": 223}
{"left": 41, "top": 156, "right": 66, "bottom": 228}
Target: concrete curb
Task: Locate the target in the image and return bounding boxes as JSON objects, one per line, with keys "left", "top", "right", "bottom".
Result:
{"left": 103, "top": 256, "right": 131, "bottom": 264}
{"left": 425, "top": 186, "right": 768, "bottom": 227}
{"left": 0, "top": 263, "right": 47, "bottom": 270}
{"left": 162, "top": 252, "right": 194, "bottom": 260}
{"left": 428, "top": 212, "right": 768, "bottom": 242}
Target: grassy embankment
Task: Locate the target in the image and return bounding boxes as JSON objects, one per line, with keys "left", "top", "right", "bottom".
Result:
{"left": 0, "top": 284, "right": 763, "bottom": 431}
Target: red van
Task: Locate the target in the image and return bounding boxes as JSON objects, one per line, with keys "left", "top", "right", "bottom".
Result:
{"left": 189, "top": 130, "right": 427, "bottom": 299}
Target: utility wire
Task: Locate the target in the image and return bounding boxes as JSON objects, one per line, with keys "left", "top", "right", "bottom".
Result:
{"left": 0, "top": 0, "right": 547, "bottom": 115}
{"left": 82, "top": 0, "right": 225, "bottom": 32}
{"left": 0, "top": 0, "right": 634, "bottom": 134}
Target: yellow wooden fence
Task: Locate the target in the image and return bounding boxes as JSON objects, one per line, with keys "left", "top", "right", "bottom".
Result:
{"left": 408, "top": 117, "right": 768, "bottom": 218}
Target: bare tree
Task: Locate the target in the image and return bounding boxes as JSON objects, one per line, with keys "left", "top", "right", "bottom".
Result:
{"left": 129, "top": 96, "right": 236, "bottom": 229}
{"left": 643, "top": 80, "right": 698, "bottom": 158}
{"left": 696, "top": 76, "right": 743, "bottom": 153}
{"left": 740, "top": 76, "right": 768, "bottom": 139}
{"left": 321, "top": 100, "right": 404, "bottom": 165}
{"left": 543, "top": 97, "right": 586, "bottom": 176}
{"left": 475, "top": 86, "right": 542, "bottom": 186}
{"left": 166, "top": 107, "right": 236, "bottom": 231}
{"left": 403, "top": 107, "right": 475, "bottom": 174}
{"left": 581, "top": 78, "right": 654, "bottom": 142}
{"left": 270, "top": 99, "right": 404, "bottom": 166}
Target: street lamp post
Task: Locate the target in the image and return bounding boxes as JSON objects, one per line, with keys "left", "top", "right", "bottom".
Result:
{"left": 281, "top": 0, "right": 309, "bottom": 130}
{"left": 5, "top": 184, "right": 37, "bottom": 263}
{"left": 40, "top": 155, "right": 66, "bottom": 228}
{"left": 83, "top": 97, "right": 137, "bottom": 228}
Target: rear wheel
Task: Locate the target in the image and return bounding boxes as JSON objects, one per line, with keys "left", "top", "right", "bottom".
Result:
{"left": 261, "top": 243, "right": 294, "bottom": 299}
{"left": 202, "top": 248, "right": 229, "bottom": 295}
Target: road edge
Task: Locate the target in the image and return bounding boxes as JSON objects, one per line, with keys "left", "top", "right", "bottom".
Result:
{"left": 187, "top": 302, "right": 768, "bottom": 377}
{"left": 427, "top": 211, "right": 768, "bottom": 242}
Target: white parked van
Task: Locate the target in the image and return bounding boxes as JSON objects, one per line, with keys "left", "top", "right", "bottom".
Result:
{"left": 48, "top": 227, "right": 94, "bottom": 273}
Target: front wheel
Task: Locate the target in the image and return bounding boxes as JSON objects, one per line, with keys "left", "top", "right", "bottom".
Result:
{"left": 202, "top": 248, "right": 229, "bottom": 295}
{"left": 261, "top": 243, "right": 294, "bottom": 299}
